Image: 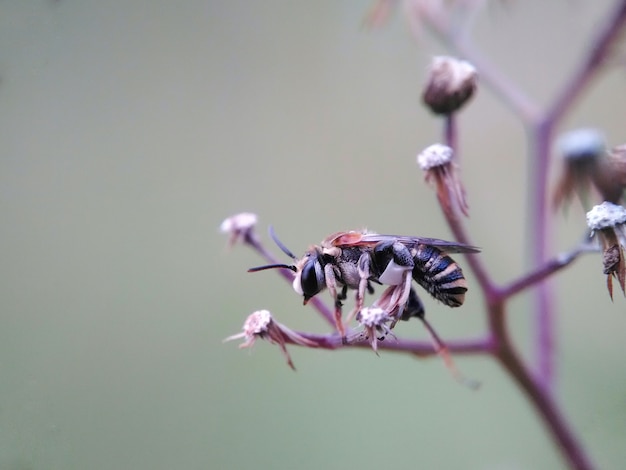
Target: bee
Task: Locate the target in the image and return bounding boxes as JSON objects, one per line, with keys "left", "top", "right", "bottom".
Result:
{"left": 249, "top": 228, "right": 479, "bottom": 339}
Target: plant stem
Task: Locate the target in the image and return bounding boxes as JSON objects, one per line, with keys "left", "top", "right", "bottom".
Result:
{"left": 527, "top": 121, "right": 555, "bottom": 392}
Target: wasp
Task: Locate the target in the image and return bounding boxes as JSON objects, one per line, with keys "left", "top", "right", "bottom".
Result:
{"left": 249, "top": 228, "right": 479, "bottom": 340}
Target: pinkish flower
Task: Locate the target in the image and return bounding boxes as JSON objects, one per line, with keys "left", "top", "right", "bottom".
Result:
{"left": 224, "top": 309, "right": 318, "bottom": 370}
{"left": 220, "top": 212, "right": 258, "bottom": 247}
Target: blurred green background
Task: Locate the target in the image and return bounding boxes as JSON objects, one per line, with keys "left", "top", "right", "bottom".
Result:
{"left": 1, "top": 1, "right": 626, "bottom": 469}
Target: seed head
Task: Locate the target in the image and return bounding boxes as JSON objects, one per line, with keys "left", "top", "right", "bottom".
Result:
{"left": 417, "top": 144, "right": 469, "bottom": 217}
{"left": 422, "top": 56, "right": 477, "bottom": 115}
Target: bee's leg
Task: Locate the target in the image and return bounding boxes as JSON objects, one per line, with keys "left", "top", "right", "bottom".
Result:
{"left": 345, "top": 252, "right": 373, "bottom": 327}
{"left": 399, "top": 288, "right": 426, "bottom": 321}
{"left": 337, "top": 285, "right": 348, "bottom": 302}
{"left": 386, "top": 271, "right": 413, "bottom": 322}
{"left": 323, "top": 264, "right": 346, "bottom": 339}
{"left": 372, "top": 241, "right": 415, "bottom": 318}
{"left": 400, "top": 288, "right": 426, "bottom": 320}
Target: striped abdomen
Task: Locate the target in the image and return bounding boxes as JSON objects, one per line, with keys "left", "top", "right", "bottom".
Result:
{"left": 411, "top": 244, "right": 468, "bottom": 307}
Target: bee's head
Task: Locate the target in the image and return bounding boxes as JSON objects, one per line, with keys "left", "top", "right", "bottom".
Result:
{"left": 247, "top": 227, "right": 326, "bottom": 303}
{"left": 292, "top": 249, "right": 326, "bottom": 303}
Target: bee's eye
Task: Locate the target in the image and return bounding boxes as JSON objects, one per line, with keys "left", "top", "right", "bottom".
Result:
{"left": 300, "top": 259, "right": 322, "bottom": 298}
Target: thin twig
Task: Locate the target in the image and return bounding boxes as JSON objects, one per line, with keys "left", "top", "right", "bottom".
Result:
{"left": 284, "top": 329, "right": 491, "bottom": 356}
{"left": 499, "top": 241, "right": 597, "bottom": 300}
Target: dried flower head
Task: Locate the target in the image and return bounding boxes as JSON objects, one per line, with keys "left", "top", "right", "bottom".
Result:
{"left": 355, "top": 306, "right": 396, "bottom": 353}
{"left": 224, "top": 309, "right": 318, "bottom": 370}
{"left": 417, "top": 143, "right": 469, "bottom": 217}
{"left": 220, "top": 212, "right": 258, "bottom": 247}
{"left": 422, "top": 56, "right": 477, "bottom": 115}
{"left": 586, "top": 202, "right": 626, "bottom": 298}
{"left": 552, "top": 129, "right": 626, "bottom": 209}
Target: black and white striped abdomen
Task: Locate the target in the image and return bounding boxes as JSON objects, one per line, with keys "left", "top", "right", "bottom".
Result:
{"left": 411, "top": 244, "right": 468, "bottom": 307}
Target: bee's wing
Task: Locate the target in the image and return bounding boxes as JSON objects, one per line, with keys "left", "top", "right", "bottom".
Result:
{"left": 359, "top": 233, "right": 481, "bottom": 254}
{"left": 323, "top": 231, "right": 369, "bottom": 247}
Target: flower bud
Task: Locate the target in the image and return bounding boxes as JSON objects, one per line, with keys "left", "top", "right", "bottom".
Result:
{"left": 422, "top": 56, "right": 477, "bottom": 115}
{"left": 552, "top": 130, "right": 626, "bottom": 209}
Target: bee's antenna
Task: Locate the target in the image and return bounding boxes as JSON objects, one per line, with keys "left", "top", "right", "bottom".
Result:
{"left": 248, "top": 264, "right": 296, "bottom": 273}
{"left": 418, "top": 316, "right": 480, "bottom": 390}
{"left": 269, "top": 225, "right": 298, "bottom": 260}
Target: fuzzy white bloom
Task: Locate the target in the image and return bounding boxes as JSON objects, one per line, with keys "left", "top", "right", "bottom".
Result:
{"left": 557, "top": 128, "right": 606, "bottom": 161}
{"left": 586, "top": 202, "right": 626, "bottom": 231}
{"left": 223, "top": 309, "right": 272, "bottom": 345}
{"left": 220, "top": 212, "right": 258, "bottom": 246}
{"left": 220, "top": 212, "right": 258, "bottom": 234}
{"left": 417, "top": 144, "right": 453, "bottom": 170}
{"left": 356, "top": 306, "right": 389, "bottom": 327}
{"left": 429, "top": 56, "right": 477, "bottom": 90}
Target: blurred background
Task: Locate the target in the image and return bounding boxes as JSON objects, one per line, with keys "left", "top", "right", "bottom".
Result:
{"left": 1, "top": 1, "right": 626, "bottom": 469}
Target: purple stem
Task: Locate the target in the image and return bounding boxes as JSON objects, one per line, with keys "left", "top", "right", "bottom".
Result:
{"left": 444, "top": 115, "right": 457, "bottom": 153}
{"left": 528, "top": 123, "right": 554, "bottom": 392}
{"left": 411, "top": 1, "right": 626, "bottom": 468}
{"left": 530, "top": 0, "right": 626, "bottom": 392}
{"left": 499, "top": 242, "right": 595, "bottom": 300}
{"left": 286, "top": 330, "right": 491, "bottom": 356}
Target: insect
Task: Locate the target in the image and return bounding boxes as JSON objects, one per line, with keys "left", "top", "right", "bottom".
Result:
{"left": 249, "top": 228, "right": 480, "bottom": 339}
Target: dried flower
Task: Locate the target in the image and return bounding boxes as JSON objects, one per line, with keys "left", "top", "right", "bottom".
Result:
{"left": 552, "top": 129, "right": 626, "bottom": 209}
{"left": 355, "top": 306, "right": 396, "bottom": 353}
{"left": 224, "top": 309, "right": 318, "bottom": 370}
{"left": 586, "top": 202, "right": 626, "bottom": 298}
{"left": 422, "top": 56, "right": 477, "bottom": 115}
{"left": 417, "top": 143, "right": 469, "bottom": 217}
{"left": 220, "top": 212, "right": 258, "bottom": 247}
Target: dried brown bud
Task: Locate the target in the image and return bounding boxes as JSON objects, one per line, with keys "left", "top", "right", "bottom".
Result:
{"left": 553, "top": 130, "right": 626, "bottom": 210}
{"left": 553, "top": 129, "right": 606, "bottom": 210}
{"left": 586, "top": 202, "right": 626, "bottom": 298}
{"left": 422, "top": 56, "right": 477, "bottom": 115}
{"left": 417, "top": 144, "right": 469, "bottom": 217}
